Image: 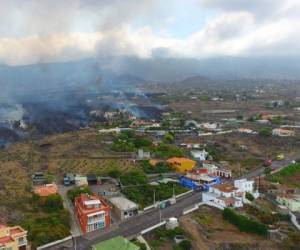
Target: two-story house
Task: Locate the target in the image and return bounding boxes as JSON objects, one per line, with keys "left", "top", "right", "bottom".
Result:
{"left": 75, "top": 194, "right": 111, "bottom": 234}
{"left": 0, "top": 224, "right": 28, "bottom": 250}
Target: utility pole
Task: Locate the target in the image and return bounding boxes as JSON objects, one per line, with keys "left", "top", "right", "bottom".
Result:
{"left": 73, "top": 235, "right": 77, "bottom": 250}
{"left": 159, "top": 202, "right": 162, "bottom": 223}
{"left": 153, "top": 189, "right": 156, "bottom": 207}
{"left": 173, "top": 184, "right": 175, "bottom": 199}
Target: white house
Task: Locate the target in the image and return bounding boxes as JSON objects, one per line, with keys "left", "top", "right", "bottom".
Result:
{"left": 272, "top": 128, "right": 295, "bottom": 137}
{"left": 234, "top": 179, "right": 259, "bottom": 199}
{"left": 202, "top": 179, "right": 259, "bottom": 210}
{"left": 137, "top": 149, "right": 151, "bottom": 160}
{"left": 234, "top": 179, "right": 254, "bottom": 193}
{"left": 200, "top": 123, "right": 220, "bottom": 131}
{"left": 202, "top": 183, "right": 243, "bottom": 209}
{"left": 202, "top": 162, "right": 232, "bottom": 179}
{"left": 276, "top": 194, "right": 300, "bottom": 213}
{"left": 191, "top": 149, "right": 209, "bottom": 161}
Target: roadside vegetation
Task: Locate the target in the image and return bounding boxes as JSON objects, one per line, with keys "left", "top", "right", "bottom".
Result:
{"left": 21, "top": 194, "right": 70, "bottom": 248}
{"left": 148, "top": 226, "right": 192, "bottom": 250}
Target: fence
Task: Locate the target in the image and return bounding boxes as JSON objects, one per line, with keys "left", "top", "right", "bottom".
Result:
{"left": 140, "top": 221, "right": 166, "bottom": 235}
{"left": 36, "top": 236, "right": 72, "bottom": 250}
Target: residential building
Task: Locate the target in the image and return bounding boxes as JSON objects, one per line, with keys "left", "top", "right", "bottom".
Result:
{"left": 237, "top": 128, "right": 255, "bottom": 134}
{"left": 91, "top": 236, "right": 140, "bottom": 250}
{"left": 200, "top": 122, "right": 220, "bottom": 131}
{"left": 75, "top": 194, "right": 110, "bottom": 234}
{"left": 167, "top": 157, "right": 196, "bottom": 173}
{"left": 74, "top": 175, "right": 88, "bottom": 187}
{"left": 180, "top": 173, "right": 221, "bottom": 191}
{"left": 33, "top": 184, "right": 58, "bottom": 197}
{"left": 202, "top": 179, "right": 259, "bottom": 209}
{"left": 202, "top": 163, "right": 232, "bottom": 179}
{"left": 234, "top": 179, "right": 255, "bottom": 193}
{"left": 202, "top": 183, "right": 243, "bottom": 208}
{"left": 137, "top": 149, "right": 151, "bottom": 160}
{"left": 108, "top": 196, "right": 139, "bottom": 220}
{"left": 190, "top": 149, "right": 208, "bottom": 161}
{"left": 0, "top": 224, "right": 28, "bottom": 250}
{"left": 214, "top": 168, "right": 232, "bottom": 179}
{"left": 276, "top": 194, "right": 300, "bottom": 212}
{"left": 31, "top": 172, "right": 46, "bottom": 186}
{"left": 272, "top": 128, "right": 295, "bottom": 137}
{"left": 180, "top": 142, "right": 201, "bottom": 149}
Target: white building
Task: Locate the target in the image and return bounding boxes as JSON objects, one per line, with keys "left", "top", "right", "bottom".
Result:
{"left": 202, "top": 163, "right": 232, "bottom": 179}
{"left": 272, "top": 128, "right": 295, "bottom": 137}
{"left": 234, "top": 179, "right": 254, "bottom": 193}
{"left": 202, "top": 183, "right": 243, "bottom": 208}
{"left": 191, "top": 149, "right": 209, "bottom": 161}
{"left": 202, "top": 179, "right": 259, "bottom": 210}
{"left": 137, "top": 149, "right": 151, "bottom": 160}
{"left": 200, "top": 123, "right": 220, "bottom": 131}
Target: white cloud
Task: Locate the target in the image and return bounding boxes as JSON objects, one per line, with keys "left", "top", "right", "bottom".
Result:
{"left": 0, "top": 0, "right": 299, "bottom": 65}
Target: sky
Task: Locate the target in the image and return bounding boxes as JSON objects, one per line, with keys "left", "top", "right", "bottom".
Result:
{"left": 0, "top": 0, "right": 300, "bottom": 65}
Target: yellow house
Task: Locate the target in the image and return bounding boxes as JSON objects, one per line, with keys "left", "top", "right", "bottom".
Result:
{"left": 0, "top": 224, "right": 28, "bottom": 250}
{"left": 167, "top": 157, "right": 196, "bottom": 173}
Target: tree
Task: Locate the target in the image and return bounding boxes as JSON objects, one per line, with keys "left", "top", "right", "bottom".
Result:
{"left": 259, "top": 127, "right": 272, "bottom": 137}
{"left": 67, "top": 186, "right": 92, "bottom": 202}
{"left": 42, "top": 194, "right": 63, "bottom": 212}
{"left": 264, "top": 167, "right": 272, "bottom": 176}
{"left": 179, "top": 240, "right": 192, "bottom": 250}
{"left": 245, "top": 192, "right": 254, "bottom": 201}
{"left": 163, "top": 132, "right": 175, "bottom": 144}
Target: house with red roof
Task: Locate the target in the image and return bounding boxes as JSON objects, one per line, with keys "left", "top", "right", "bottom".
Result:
{"left": 0, "top": 224, "right": 28, "bottom": 250}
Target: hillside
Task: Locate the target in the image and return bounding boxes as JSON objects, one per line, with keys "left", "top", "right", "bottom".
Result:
{"left": 0, "top": 128, "right": 138, "bottom": 224}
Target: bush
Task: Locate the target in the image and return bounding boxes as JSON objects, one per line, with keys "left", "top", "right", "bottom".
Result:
{"left": 21, "top": 200, "right": 70, "bottom": 248}
{"left": 259, "top": 127, "right": 272, "bottom": 137}
{"left": 141, "top": 160, "right": 173, "bottom": 174}
{"left": 178, "top": 240, "right": 192, "bottom": 250}
{"left": 163, "top": 132, "right": 175, "bottom": 144}
{"left": 67, "top": 186, "right": 92, "bottom": 202}
{"left": 42, "top": 194, "right": 64, "bottom": 212}
{"left": 223, "top": 208, "right": 268, "bottom": 236}
{"left": 154, "top": 143, "right": 184, "bottom": 158}
{"left": 245, "top": 192, "right": 254, "bottom": 201}
{"left": 121, "top": 171, "right": 188, "bottom": 208}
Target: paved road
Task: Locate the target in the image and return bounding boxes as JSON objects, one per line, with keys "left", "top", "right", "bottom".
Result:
{"left": 239, "top": 156, "right": 295, "bottom": 180}
{"left": 45, "top": 192, "right": 201, "bottom": 250}
{"left": 58, "top": 184, "right": 82, "bottom": 237}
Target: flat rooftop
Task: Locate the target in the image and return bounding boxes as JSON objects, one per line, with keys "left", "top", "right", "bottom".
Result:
{"left": 109, "top": 196, "right": 138, "bottom": 211}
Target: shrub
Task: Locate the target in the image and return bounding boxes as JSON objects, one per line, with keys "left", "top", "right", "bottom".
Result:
{"left": 223, "top": 208, "right": 268, "bottom": 236}
{"left": 42, "top": 194, "right": 64, "bottom": 212}
{"left": 67, "top": 186, "right": 92, "bottom": 202}
{"left": 178, "top": 240, "right": 192, "bottom": 250}
{"left": 259, "top": 127, "right": 272, "bottom": 137}
{"left": 245, "top": 192, "right": 254, "bottom": 201}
